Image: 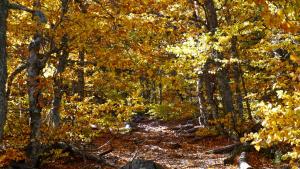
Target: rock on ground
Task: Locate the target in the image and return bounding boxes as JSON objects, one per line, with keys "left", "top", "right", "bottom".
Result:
{"left": 121, "top": 159, "right": 164, "bottom": 169}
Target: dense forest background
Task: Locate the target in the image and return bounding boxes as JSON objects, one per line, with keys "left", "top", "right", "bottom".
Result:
{"left": 0, "top": 0, "right": 299, "bottom": 168}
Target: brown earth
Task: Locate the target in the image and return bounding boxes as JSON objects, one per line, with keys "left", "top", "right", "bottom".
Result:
{"left": 43, "top": 118, "right": 277, "bottom": 169}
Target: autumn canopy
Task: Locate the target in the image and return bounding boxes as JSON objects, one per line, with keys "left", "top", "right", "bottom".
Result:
{"left": 0, "top": 0, "right": 299, "bottom": 168}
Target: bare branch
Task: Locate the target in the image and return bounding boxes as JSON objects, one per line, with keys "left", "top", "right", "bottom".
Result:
{"left": 8, "top": 3, "right": 34, "bottom": 13}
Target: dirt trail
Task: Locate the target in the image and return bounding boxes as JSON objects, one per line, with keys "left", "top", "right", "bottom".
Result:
{"left": 44, "top": 118, "right": 275, "bottom": 169}
{"left": 94, "top": 119, "right": 235, "bottom": 169}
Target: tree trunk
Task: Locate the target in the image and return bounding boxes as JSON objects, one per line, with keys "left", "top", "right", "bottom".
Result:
{"left": 203, "top": 69, "right": 218, "bottom": 120}
{"left": 77, "top": 50, "right": 85, "bottom": 101}
{"left": 49, "top": 0, "right": 70, "bottom": 127}
{"left": 159, "top": 81, "right": 162, "bottom": 104}
{"left": 27, "top": 34, "right": 43, "bottom": 167}
{"left": 0, "top": 0, "right": 9, "bottom": 142}
{"left": 193, "top": 0, "right": 218, "bottom": 125}
{"left": 197, "top": 74, "right": 207, "bottom": 126}
{"left": 204, "top": 0, "right": 235, "bottom": 127}
{"left": 241, "top": 70, "right": 252, "bottom": 119}
{"left": 50, "top": 34, "right": 69, "bottom": 127}
{"left": 231, "top": 36, "right": 244, "bottom": 120}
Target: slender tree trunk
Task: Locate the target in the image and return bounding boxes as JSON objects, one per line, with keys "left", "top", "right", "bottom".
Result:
{"left": 140, "top": 76, "right": 151, "bottom": 103}
{"left": 203, "top": 66, "right": 218, "bottom": 120}
{"left": 198, "top": 61, "right": 219, "bottom": 123}
{"left": 240, "top": 67, "right": 252, "bottom": 119}
{"left": 50, "top": 34, "right": 69, "bottom": 127}
{"left": 159, "top": 81, "right": 162, "bottom": 105}
{"left": 27, "top": 34, "right": 43, "bottom": 167}
{"left": 50, "top": 78, "right": 63, "bottom": 127}
{"left": 231, "top": 36, "right": 244, "bottom": 119}
{"left": 204, "top": 0, "right": 235, "bottom": 127}
{"left": 0, "top": 0, "right": 9, "bottom": 142}
{"left": 197, "top": 74, "right": 207, "bottom": 126}
{"left": 77, "top": 50, "right": 85, "bottom": 101}
{"left": 26, "top": 1, "right": 46, "bottom": 166}
{"left": 75, "top": 0, "right": 87, "bottom": 102}
{"left": 214, "top": 56, "right": 234, "bottom": 113}
{"left": 193, "top": 0, "right": 216, "bottom": 125}
{"left": 49, "top": 0, "right": 69, "bottom": 127}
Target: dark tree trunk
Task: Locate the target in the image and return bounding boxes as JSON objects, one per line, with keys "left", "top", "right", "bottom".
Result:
{"left": 77, "top": 50, "right": 85, "bottom": 101}
{"left": 0, "top": 0, "right": 9, "bottom": 142}
{"left": 203, "top": 0, "right": 218, "bottom": 33}
{"left": 152, "top": 81, "right": 157, "bottom": 103}
{"left": 49, "top": 0, "right": 70, "bottom": 127}
{"left": 203, "top": 68, "right": 218, "bottom": 120}
{"left": 214, "top": 55, "right": 234, "bottom": 114}
{"left": 231, "top": 36, "right": 244, "bottom": 119}
{"left": 159, "top": 81, "right": 162, "bottom": 104}
{"left": 241, "top": 70, "right": 252, "bottom": 119}
{"left": 193, "top": 0, "right": 218, "bottom": 125}
{"left": 140, "top": 76, "right": 151, "bottom": 103}
{"left": 204, "top": 0, "right": 235, "bottom": 126}
{"left": 50, "top": 34, "right": 69, "bottom": 127}
{"left": 50, "top": 78, "right": 63, "bottom": 127}
{"left": 75, "top": 0, "right": 86, "bottom": 101}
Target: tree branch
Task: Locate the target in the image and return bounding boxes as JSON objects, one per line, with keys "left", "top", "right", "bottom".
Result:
{"left": 6, "top": 62, "right": 29, "bottom": 99}
{"left": 8, "top": 3, "right": 47, "bottom": 23}
{"left": 8, "top": 2, "right": 34, "bottom": 13}
{"left": 193, "top": 0, "right": 208, "bottom": 28}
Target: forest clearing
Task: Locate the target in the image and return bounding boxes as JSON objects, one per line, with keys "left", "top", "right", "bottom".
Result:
{"left": 0, "top": 0, "right": 299, "bottom": 168}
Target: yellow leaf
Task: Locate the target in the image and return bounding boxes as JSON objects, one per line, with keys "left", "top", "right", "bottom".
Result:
{"left": 290, "top": 54, "right": 300, "bottom": 64}
{"left": 255, "top": 145, "right": 261, "bottom": 151}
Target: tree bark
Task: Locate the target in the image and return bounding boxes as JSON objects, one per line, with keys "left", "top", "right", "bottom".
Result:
{"left": 27, "top": 34, "right": 43, "bottom": 167}
{"left": 204, "top": 0, "right": 235, "bottom": 126}
{"left": 49, "top": 0, "right": 70, "bottom": 128}
{"left": 0, "top": 0, "right": 48, "bottom": 142}
{"left": 240, "top": 66, "right": 252, "bottom": 119}
{"left": 50, "top": 34, "right": 69, "bottom": 127}
{"left": 203, "top": 68, "right": 218, "bottom": 120}
{"left": 27, "top": 2, "right": 44, "bottom": 166}
{"left": 75, "top": 0, "right": 87, "bottom": 102}
{"left": 77, "top": 50, "right": 85, "bottom": 101}
{"left": 0, "top": 0, "right": 9, "bottom": 142}
{"left": 231, "top": 36, "right": 244, "bottom": 120}
{"left": 197, "top": 74, "right": 207, "bottom": 126}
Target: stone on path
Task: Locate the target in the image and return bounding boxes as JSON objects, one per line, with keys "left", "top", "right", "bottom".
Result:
{"left": 121, "top": 159, "right": 164, "bottom": 169}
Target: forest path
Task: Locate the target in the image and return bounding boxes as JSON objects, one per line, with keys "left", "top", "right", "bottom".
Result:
{"left": 94, "top": 118, "right": 236, "bottom": 169}
{"left": 44, "top": 118, "right": 274, "bottom": 169}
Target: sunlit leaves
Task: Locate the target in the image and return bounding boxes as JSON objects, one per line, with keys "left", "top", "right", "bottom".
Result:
{"left": 244, "top": 92, "right": 300, "bottom": 161}
{"left": 3, "top": 0, "right": 300, "bottom": 167}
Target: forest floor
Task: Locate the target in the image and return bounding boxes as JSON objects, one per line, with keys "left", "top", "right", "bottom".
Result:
{"left": 43, "top": 118, "right": 279, "bottom": 169}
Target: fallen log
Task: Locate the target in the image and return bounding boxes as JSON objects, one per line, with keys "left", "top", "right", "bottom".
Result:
{"left": 49, "top": 142, "right": 111, "bottom": 163}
